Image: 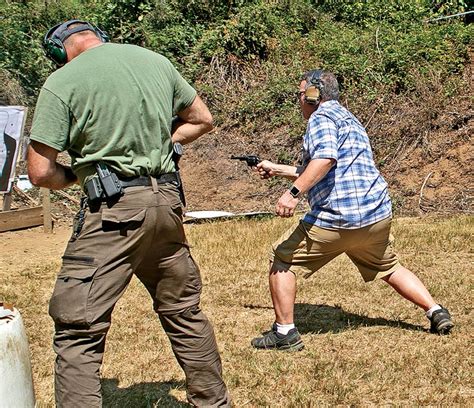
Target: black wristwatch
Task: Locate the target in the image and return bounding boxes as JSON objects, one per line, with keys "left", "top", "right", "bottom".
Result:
{"left": 289, "top": 185, "right": 301, "bottom": 198}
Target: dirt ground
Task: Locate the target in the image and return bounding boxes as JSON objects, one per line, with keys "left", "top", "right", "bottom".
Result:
{"left": 178, "top": 125, "right": 473, "bottom": 215}
{"left": 0, "top": 225, "right": 70, "bottom": 268}
{"left": 1, "top": 216, "right": 472, "bottom": 407}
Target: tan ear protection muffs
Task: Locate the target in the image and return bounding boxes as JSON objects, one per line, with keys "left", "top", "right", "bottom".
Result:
{"left": 304, "top": 70, "right": 324, "bottom": 105}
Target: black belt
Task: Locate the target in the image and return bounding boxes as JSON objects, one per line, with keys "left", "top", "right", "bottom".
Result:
{"left": 119, "top": 172, "right": 180, "bottom": 188}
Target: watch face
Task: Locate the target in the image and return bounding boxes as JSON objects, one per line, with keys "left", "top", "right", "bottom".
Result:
{"left": 173, "top": 142, "right": 183, "bottom": 155}
{"left": 290, "top": 186, "right": 300, "bottom": 198}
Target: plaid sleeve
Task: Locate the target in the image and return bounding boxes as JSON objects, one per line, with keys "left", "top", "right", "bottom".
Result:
{"left": 303, "top": 114, "right": 338, "bottom": 161}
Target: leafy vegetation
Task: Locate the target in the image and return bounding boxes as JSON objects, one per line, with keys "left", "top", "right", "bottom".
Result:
{"left": 1, "top": 0, "right": 472, "bottom": 137}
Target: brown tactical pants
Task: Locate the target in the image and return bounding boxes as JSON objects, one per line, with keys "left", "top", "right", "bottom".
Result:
{"left": 48, "top": 184, "right": 230, "bottom": 407}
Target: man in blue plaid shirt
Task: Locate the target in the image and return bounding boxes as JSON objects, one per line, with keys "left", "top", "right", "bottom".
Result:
{"left": 251, "top": 70, "right": 453, "bottom": 351}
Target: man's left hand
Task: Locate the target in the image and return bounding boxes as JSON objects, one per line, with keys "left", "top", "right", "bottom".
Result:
{"left": 275, "top": 190, "right": 299, "bottom": 217}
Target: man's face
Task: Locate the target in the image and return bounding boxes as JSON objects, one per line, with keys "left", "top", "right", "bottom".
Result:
{"left": 298, "top": 80, "right": 318, "bottom": 120}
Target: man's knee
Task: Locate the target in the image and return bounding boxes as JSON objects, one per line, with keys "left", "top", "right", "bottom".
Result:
{"left": 53, "top": 321, "right": 110, "bottom": 362}
{"left": 270, "top": 260, "right": 295, "bottom": 274}
{"left": 159, "top": 305, "right": 217, "bottom": 354}
{"left": 54, "top": 321, "right": 110, "bottom": 338}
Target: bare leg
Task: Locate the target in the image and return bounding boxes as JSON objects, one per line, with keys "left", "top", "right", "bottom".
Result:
{"left": 251, "top": 263, "right": 303, "bottom": 350}
{"left": 269, "top": 262, "right": 297, "bottom": 324}
{"left": 382, "top": 266, "right": 436, "bottom": 311}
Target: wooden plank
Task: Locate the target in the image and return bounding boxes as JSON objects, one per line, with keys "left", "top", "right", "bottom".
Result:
{"left": 18, "top": 107, "right": 28, "bottom": 162}
{"left": 0, "top": 207, "right": 43, "bottom": 232}
{"left": 41, "top": 188, "right": 53, "bottom": 233}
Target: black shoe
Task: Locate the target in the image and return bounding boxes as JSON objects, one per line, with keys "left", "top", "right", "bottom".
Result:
{"left": 251, "top": 324, "right": 304, "bottom": 351}
{"left": 429, "top": 306, "right": 454, "bottom": 335}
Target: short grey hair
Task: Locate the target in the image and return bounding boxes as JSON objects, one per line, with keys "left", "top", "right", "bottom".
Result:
{"left": 302, "top": 70, "right": 340, "bottom": 101}
{"left": 63, "top": 23, "right": 100, "bottom": 47}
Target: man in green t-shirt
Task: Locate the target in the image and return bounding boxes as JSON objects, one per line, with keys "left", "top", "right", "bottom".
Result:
{"left": 28, "top": 20, "right": 230, "bottom": 407}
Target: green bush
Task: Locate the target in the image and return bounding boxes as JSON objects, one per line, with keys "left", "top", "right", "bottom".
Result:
{"left": 1, "top": 0, "right": 103, "bottom": 99}
{"left": 0, "top": 0, "right": 472, "bottom": 133}
{"left": 195, "top": 2, "right": 284, "bottom": 61}
{"left": 314, "top": 0, "right": 468, "bottom": 27}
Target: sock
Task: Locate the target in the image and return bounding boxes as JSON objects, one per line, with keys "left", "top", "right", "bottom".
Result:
{"left": 426, "top": 304, "right": 442, "bottom": 318}
{"left": 276, "top": 322, "right": 295, "bottom": 335}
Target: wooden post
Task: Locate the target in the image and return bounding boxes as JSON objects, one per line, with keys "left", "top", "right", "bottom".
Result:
{"left": 41, "top": 187, "right": 53, "bottom": 233}
{"left": 2, "top": 192, "right": 12, "bottom": 211}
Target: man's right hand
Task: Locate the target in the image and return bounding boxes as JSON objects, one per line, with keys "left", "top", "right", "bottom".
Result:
{"left": 256, "top": 160, "right": 277, "bottom": 179}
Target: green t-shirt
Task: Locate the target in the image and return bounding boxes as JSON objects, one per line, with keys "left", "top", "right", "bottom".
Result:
{"left": 30, "top": 43, "right": 196, "bottom": 187}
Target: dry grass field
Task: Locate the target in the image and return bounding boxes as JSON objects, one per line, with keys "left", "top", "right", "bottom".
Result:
{"left": 1, "top": 215, "right": 473, "bottom": 407}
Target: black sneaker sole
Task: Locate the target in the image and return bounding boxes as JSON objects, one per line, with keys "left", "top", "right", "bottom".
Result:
{"left": 252, "top": 339, "right": 305, "bottom": 351}
{"left": 431, "top": 320, "right": 454, "bottom": 335}
{"left": 278, "top": 340, "right": 305, "bottom": 351}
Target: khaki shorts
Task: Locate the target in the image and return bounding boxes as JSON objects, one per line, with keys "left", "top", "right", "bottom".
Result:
{"left": 271, "top": 217, "right": 401, "bottom": 282}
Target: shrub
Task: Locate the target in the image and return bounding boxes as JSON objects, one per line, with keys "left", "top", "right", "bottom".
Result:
{"left": 0, "top": 0, "right": 471, "bottom": 133}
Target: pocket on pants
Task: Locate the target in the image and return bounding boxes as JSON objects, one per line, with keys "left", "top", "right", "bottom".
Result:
{"left": 101, "top": 207, "right": 146, "bottom": 223}
{"left": 49, "top": 256, "right": 98, "bottom": 326}
{"left": 101, "top": 207, "right": 146, "bottom": 234}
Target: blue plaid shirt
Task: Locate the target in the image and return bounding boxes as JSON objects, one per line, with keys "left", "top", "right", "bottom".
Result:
{"left": 302, "top": 100, "right": 392, "bottom": 229}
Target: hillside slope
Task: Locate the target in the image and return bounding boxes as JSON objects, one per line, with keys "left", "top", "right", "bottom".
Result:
{"left": 5, "top": 69, "right": 472, "bottom": 222}
{"left": 180, "top": 59, "right": 473, "bottom": 216}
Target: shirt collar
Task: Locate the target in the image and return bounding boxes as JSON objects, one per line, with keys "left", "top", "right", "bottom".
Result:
{"left": 318, "top": 100, "right": 339, "bottom": 109}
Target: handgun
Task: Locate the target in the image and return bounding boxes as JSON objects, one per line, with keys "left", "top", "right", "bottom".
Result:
{"left": 230, "top": 155, "right": 261, "bottom": 167}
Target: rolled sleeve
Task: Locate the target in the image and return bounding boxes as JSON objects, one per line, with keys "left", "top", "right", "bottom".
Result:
{"left": 170, "top": 65, "right": 197, "bottom": 115}
{"left": 303, "top": 114, "right": 338, "bottom": 161}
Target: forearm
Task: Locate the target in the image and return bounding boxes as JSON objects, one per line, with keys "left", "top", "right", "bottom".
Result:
{"left": 271, "top": 164, "right": 300, "bottom": 180}
{"left": 29, "top": 162, "right": 77, "bottom": 190}
{"left": 171, "top": 121, "right": 213, "bottom": 145}
{"left": 27, "top": 142, "right": 78, "bottom": 190}
{"left": 172, "top": 95, "right": 213, "bottom": 145}
{"left": 273, "top": 159, "right": 333, "bottom": 218}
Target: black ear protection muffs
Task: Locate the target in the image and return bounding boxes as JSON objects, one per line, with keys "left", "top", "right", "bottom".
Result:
{"left": 304, "top": 70, "right": 324, "bottom": 105}
{"left": 42, "top": 19, "right": 109, "bottom": 66}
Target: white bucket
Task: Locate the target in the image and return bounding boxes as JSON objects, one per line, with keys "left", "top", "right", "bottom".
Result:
{"left": 0, "top": 304, "right": 36, "bottom": 408}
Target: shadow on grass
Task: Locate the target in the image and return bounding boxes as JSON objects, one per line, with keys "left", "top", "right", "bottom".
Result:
{"left": 102, "top": 378, "right": 189, "bottom": 407}
{"left": 295, "top": 303, "right": 426, "bottom": 334}
{"left": 245, "top": 303, "right": 426, "bottom": 334}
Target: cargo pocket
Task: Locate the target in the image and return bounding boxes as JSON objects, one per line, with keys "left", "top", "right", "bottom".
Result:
{"left": 49, "top": 256, "right": 98, "bottom": 326}
{"left": 101, "top": 207, "right": 146, "bottom": 234}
